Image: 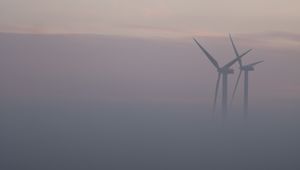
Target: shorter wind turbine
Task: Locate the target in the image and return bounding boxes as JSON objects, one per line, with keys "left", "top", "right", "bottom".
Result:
{"left": 193, "top": 38, "right": 251, "bottom": 119}
{"left": 229, "top": 34, "right": 263, "bottom": 118}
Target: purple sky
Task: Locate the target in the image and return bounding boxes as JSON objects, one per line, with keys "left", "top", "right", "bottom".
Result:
{"left": 0, "top": 0, "right": 300, "bottom": 37}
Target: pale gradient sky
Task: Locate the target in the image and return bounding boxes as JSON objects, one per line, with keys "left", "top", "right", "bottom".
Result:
{"left": 1, "top": 0, "right": 300, "bottom": 37}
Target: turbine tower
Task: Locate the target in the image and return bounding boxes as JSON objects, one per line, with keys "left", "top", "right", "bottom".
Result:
{"left": 229, "top": 34, "right": 263, "bottom": 118}
{"left": 193, "top": 38, "right": 251, "bottom": 119}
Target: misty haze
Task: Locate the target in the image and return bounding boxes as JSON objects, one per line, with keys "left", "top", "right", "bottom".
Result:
{"left": 0, "top": 32, "right": 300, "bottom": 170}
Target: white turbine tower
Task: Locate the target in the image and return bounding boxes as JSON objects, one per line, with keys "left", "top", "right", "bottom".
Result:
{"left": 193, "top": 38, "right": 251, "bottom": 119}
{"left": 229, "top": 34, "right": 263, "bottom": 118}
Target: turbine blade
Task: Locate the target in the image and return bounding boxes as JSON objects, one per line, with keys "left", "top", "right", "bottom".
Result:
{"left": 247, "top": 60, "right": 264, "bottom": 67}
{"left": 213, "top": 72, "right": 221, "bottom": 113}
{"left": 193, "top": 38, "right": 220, "bottom": 69}
{"left": 230, "top": 70, "right": 242, "bottom": 106}
{"left": 229, "top": 34, "right": 242, "bottom": 67}
{"left": 223, "top": 49, "right": 252, "bottom": 69}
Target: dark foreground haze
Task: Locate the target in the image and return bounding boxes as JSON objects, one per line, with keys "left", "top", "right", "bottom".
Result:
{"left": 0, "top": 33, "right": 300, "bottom": 170}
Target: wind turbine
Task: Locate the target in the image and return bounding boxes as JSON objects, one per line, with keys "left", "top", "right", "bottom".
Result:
{"left": 193, "top": 38, "right": 251, "bottom": 119}
{"left": 229, "top": 34, "right": 263, "bottom": 118}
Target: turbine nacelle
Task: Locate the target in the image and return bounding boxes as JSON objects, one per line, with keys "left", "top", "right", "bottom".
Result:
{"left": 218, "top": 68, "right": 234, "bottom": 74}
{"left": 240, "top": 60, "right": 264, "bottom": 71}
{"left": 241, "top": 65, "right": 254, "bottom": 71}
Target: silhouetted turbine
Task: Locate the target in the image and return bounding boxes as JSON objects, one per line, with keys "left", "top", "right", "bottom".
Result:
{"left": 193, "top": 38, "right": 251, "bottom": 119}
{"left": 229, "top": 34, "right": 263, "bottom": 118}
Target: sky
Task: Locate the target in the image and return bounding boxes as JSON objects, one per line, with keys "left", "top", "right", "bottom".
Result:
{"left": 0, "top": 0, "right": 300, "bottom": 114}
{"left": 1, "top": 0, "right": 300, "bottom": 37}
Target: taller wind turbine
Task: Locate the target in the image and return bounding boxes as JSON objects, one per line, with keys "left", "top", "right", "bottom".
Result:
{"left": 193, "top": 38, "right": 251, "bottom": 118}
{"left": 229, "top": 34, "right": 263, "bottom": 118}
